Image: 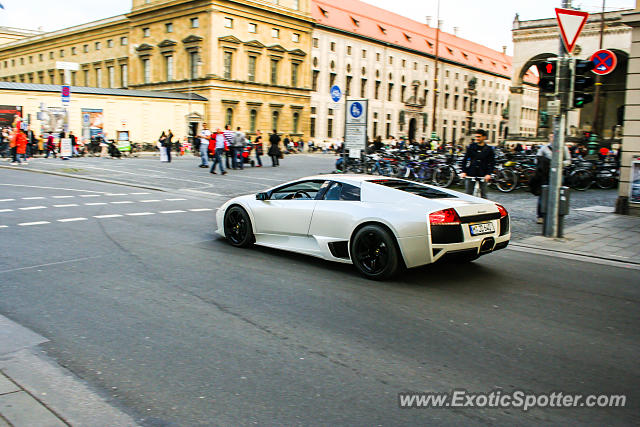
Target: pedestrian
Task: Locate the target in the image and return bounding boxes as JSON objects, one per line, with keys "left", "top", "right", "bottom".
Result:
{"left": 45, "top": 134, "right": 57, "bottom": 158}
{"left": 198, "top": 123, "right": 211, "bottom": 168}
{"left": 69, "top": 131, "right": 78, "bottom": 157}
{"left": 232, "top": 126, "right": 246, "bottom": 170}
{"left": 210, "top": 128, "right": 227, "bottom": 175}
{"left": 11, "top": 129, "right": 28, "bottom": 164}
{"left": 158, "top": 131, "right": 168, "bottom": 162}
{"left": 223, "top": 125, "right": 234, "bottom": 169}
{"left": 268, "top": 130, "right": 281, "bottom": 167}
{"left": 460, "top": 129, "right": 495, "bottom": 199}
{"left": 254, "top": 135, "right": 263, "bottom": 167}
{"left": 165, "top": 129, "right": 173, "bottom": 162}
{"left": 530, "top": 135, "right": 572, "bottom": 224}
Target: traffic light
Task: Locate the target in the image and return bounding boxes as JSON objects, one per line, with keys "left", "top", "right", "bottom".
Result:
{"left": 536, "top": 61, "right": 556, "bottom": 94}
{"left": 573, "top": 59, "right": 595, "bottom": 108}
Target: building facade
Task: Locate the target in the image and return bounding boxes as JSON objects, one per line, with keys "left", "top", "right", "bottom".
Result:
{"left": 310, "top": 0, "right": 535, "bottom": 146}
{"left": 0, "top": 0, "right": 314, "bottom": 139}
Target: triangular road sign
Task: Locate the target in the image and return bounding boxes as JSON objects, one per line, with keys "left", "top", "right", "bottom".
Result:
{"left": 555, "top": 8, "right": 589, "bottom": 54}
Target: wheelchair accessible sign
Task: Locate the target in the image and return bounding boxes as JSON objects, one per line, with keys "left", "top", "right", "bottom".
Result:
{"left": 345, "top": 99, "right": 368, "bottom": 151}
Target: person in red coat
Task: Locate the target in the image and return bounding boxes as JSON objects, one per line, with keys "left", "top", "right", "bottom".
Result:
{"left": 11, "top": 130, "right": 28, "bottom": 164}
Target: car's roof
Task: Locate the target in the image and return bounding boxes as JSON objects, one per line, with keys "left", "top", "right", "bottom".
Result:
{"left": 302, "top": 174, "right": 383, "bottom": 186}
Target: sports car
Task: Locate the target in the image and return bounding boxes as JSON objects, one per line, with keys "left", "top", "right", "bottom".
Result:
{"left": 216, "top": 175, "right": 510, "bottom": 280}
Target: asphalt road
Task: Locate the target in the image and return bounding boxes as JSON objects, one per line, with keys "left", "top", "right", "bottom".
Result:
{"left": 0, "top": 167, "right": 637, "bottom": 426}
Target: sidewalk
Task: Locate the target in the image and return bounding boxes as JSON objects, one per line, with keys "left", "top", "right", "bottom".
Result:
{"left": 512, "top": 214, "right": 640, "bottom": 265}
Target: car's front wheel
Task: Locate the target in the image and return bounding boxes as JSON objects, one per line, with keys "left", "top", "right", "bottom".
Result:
{"left": 224, "top": 206, "right": 254, "bottom": 248}
{"left": 351, "top": 225, "right": 400, "bottom": 280}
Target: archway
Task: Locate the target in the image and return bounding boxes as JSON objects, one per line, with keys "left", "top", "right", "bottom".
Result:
{"left": 408, "top": 118, "right": 417, "bottom": 143}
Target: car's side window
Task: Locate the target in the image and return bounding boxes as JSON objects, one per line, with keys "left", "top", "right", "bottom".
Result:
{"left": 321, "top": 182, "right": 361, "bottom": 201}
{"left": 270, "top": 180, "right": 325, "bottom": 200}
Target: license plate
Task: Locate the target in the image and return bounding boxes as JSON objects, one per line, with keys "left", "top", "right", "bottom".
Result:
{"left": 469, "top": 222, "right": 495, "bottom": 236}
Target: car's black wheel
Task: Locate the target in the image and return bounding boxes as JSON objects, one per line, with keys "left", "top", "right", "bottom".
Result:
{"left": 351, "top": 225, "right": 400, "bottom": 280}
{"left": 224, "top": 206, "right": 254, "bottom": 248}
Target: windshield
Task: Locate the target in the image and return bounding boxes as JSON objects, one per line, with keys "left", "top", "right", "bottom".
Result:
{"left": 368, "top": 179, "right": 455, "bottom": 199}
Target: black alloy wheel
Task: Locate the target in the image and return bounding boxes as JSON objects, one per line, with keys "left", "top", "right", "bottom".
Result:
{"left": 224, "top": 206, "right": 254, "bottom": 248}
{"left": 351, "top": 225, "right": 400, "bottom": 280}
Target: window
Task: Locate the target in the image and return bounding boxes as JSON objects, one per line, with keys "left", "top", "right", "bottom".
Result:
{"left": 388, "top": 83, "right": 393, "bottom": 101}
{"left": 322, "top": 182, "right": 361, "bottom": 201}
{"left": 360, "top": 78, "right": 367, "bottom": 98}
{"left": 108, "top": 66, "right": 115, "bottom": 88}
{"left": 165, "top": 55, "right": 174, "bottom": 81}
{"left": 28, "top": 56, "right": 33, "bottom": 63}
{"left": 71, "top": 47, "right": 76, "bottom": 55}
{"left": 95, "top": 41, "right": 101, "bottom": 50}
{"left": 313, "top": 38, "right": 319, "bottom": 48}
{"left": 270, "top": 59, "right": 278, "bottom": 85}
{"left": 362, "top": 49, "right": 366, "bottom": 58}
{"left": 272, "top": 110, "right": 279, "bottom": 131}
{"left": 327, "top": 118, "right": 333, "bottom": 138}
{"left": 248, "top": 23, "right": 257, "bottom": 33}
{"left": 226, "top": 108, "right": 233, "bottom": 127}
{"left": 330, "top": 42, "right": 336, "bottom": 52}
{"left": 142, "top": 58, "right": 150, "bottom": 84}
{"left": 59, "top": 49, "right": 64, "bottom": 58}
{"left": 107, "top": 39, "right": 114, "bottom": 48}
{"left": 291, "top": 62, "right": 299, "bottom": 87}
{"left": 347, "top": 46, "right": 352, "bottom": 55}
{"left": 329, "top": 72, "right": 336, "bottom": 91}
{"left": 310, "top": 117, "right": 316, "bottom": 138}
{"left": 95, "top": 68, "right": 102, "bottom": 88}
{"left": 191, "top": 17, "right": 199, "bottom": 28}
{"left": 312, "top": 70, "right": 319, "bottom": 91}
{"left": 376, "top": 52, "right": 380, "bottom": 61}
{"left": 83, "top": 44, "right": 88, "bottom": 53}
{"left": 270, "top": 181, "right": 325, "bottom": 200}
{"left": 292, "top": 33, "right": 300, "bottom": 43}
{"left": 49, "top": 52, "right": 54, "bottom": 59}
{"left": 389, "top": 56, "right": 393, "bottom": 64}
{"left": 166, "top": 23, "right": 174, "bottom": 33}
{"left": 120, "top": 64, "right": 128, "bottom": 87}
{"left": 272, "top": 28, "right": 280, "bottom": 38}
{"left": 346, "top": 75, "right": 352, "bottom": 96}
{"left": 250, "top": 110, "right": 257, "bottom": 133}
{"left": 83, "top": 69, "right": 89, "bottom": 86}
{"left": 223, "top": 51, "right": 232, "bottom": 79}
{"left": 401, "top": 85, "right": 406, "bottom": 102}
{"left": 292, "top": 112, "right": 300, "bottom": 134}
{"left": 121, "top": 37, "right": 128, "bottom": 46}
{"left": 189, "top": 51, "right": 199, "bottom": 79}
{"left": 224, "top": 18, "right": 233, "bottom": 28}
{"left": 374, "top": 81, "right": 380, "bottom": 99}
{"left": 39, "top": 54, "right": 43, "bottom": 61}
{"left": 248, "top": 56, "right": 256, "bottom": 82}
{"left": 143, "top": 28, "right": 150, "bottom": 37}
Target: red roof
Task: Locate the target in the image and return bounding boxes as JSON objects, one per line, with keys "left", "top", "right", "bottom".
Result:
{"left": 313, "top": 0, "right": 537, "bottom": 83}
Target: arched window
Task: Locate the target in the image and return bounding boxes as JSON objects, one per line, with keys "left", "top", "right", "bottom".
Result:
{"left": 292, "top": 112, "right": 299, "bottom": 134}
{"left": 225, "top": 108, "right": 233, "bottom": 127}
{"left": 272, "top": 110, "right": 279, "bottom": 132}
{"left": 250, "top": 109, "right": 257, "bottom": 133}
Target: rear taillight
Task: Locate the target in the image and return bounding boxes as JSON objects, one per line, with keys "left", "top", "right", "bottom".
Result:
{"left": 496, "top": 204, "right": 508, "bottom": 218}
{"left": 429, "top": 208, "right": 461, "bottom": 226}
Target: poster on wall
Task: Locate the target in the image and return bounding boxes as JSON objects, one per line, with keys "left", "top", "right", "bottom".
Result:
{"left": 117, "top": 131, "right": 131, "bottom": 152}
{"left": 630, "top": 161, "right": 640, "bottom": 204}
{"left": 81, "top": 109, "right": 104, "bottom": 139}
{"left": 0, "top": 105, "right": 22, "bottom": 127}
{"left": 60, "top": 138, "right": 73, "bottom": 158}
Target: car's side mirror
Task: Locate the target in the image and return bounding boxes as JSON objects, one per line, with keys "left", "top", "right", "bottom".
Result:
{"left": 256, "top": 192, "right": 269, "bottom": 201}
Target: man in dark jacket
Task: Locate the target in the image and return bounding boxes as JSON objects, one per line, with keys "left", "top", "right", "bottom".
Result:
{"left": 268, "top": 130, "right": 281, "bottom": 167}
{"left": 460, "top": 129, "right": 495, "bottom": 199}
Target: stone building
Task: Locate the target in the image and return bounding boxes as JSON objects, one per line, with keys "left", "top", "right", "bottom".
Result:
{"left": 0, "top": 0, "right": 314, "bottom": 140}
{"left": 310, "top": 0, "right": 537, "bottom": 146}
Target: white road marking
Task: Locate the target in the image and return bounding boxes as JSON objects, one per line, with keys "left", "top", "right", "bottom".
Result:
{"left": 0, "top": 209, "right": 13, "bottom": 213}
{"left": 189, "top": 208, "right": 213, "bottom": 212}
{"left": 126, "top": 212, "right": 155, "bottom": 216}
{"left": 58, "top": 217, "right": 88, "bottom": 223}
{"left": 111, "top": 201, "right": 133, "bottom": 204}
{"left": 85, "top": 202, "right": 107, "bottom": 206}
{"left": 0, "top": 184, "right": 106, "bottom": 194}
{"left": 140, "top": 199, "right": 161, "bottom": 203}
{"left": 165, "top": 198, "right": 187, "bottom": 201}
{"left": 130, "top": 192, "right": 152, "bottom": 195}
{"left": 106, "top": 193, "right": 128, "bottom": 196}
{"left": 53, "top": 204, "right": 79, "bottom": 208}
{"left": 52, "top": 195, "right": 74, "bottom": 199}
{"left": 94, "top": 214, "right": 123, "bottom": 219}
{"left": 160, "top": 210, "right": 186, "bottom": 214}
{"left": 19, "top": 221, "right": 50, "bottom": 226}
{"left": 19, "top": 206, "right": 47, "bottom": 210}
{"left": 79, "top": 194, "right": 101, "bottom": 198}
{"left": 0, "top": 225, "right": 8, "bottom": 229}
{"left": 0, "top": 199, "right": 16, "bottom": 202}
{"left": 22, "top": 197, "right": 45, "bottom": 200}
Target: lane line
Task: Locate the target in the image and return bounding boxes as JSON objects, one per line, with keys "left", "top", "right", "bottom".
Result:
{"left": 106, "top": 193, "right": 128, "bottom": 196}
{"left": 58, "top": 217, "right": 88, "bottom": 223}
{"left": 189, "top": 208, "right": 213, "bottom": 212}
{"left": 52, "top": 195, "right": 74, "bottom": 199}
{"left": 0, "top": 225, "right": 8, "bottom": 229}
{"left": 0, "top": 256, "right": 103, "bottom": 274}
{"left": 0, "top": 184, "right": 106, "bottom": 194}
{"left": 85, "top": 202, "right": 107, "bottom": 206}
{"left": 0, "top": 209, "right": 13, "bottom": 213}
{"left": 79, "top": 194, "right": 101, "bottom": 198}
{"left": 19, "top": 206, "right": 47, "bottom": 210}
{"left": 0, "top": 199, "right": 16, "bottom": 202}
{"left": 18, "top": 221, "right": 50, "bottom": 226}
{"left": 140, "top": 199, "right": 161, "bottom": 203}
{"left": 94, "top": 214, "right": 123, "bottom": 219}
{"left": 111, "top": 201, "right": 133, "bottom": 204}
{"left": 22, "top": 197, "right": 45, "bottom": 200}
{"left": 53, "top": 204, "right": 79, "bottom": 208}
{"left": 130, "top": 192, "right": 151, "bottom": 195}
{"left": 159, "top": 210, "right": 186, "bottom": 214}
{"left": 126, "top": 212, "right": 155, "bottom": 216}
{"left": 165, "top": 198, "right": 187, "bottom": 201}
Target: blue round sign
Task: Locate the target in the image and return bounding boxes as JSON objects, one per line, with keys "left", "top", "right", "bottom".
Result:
{"left": 350, "top": 102, "right": 363, "bottom": 118}
{"left": 330, "top": 85, "right": 342, "bottom": 102}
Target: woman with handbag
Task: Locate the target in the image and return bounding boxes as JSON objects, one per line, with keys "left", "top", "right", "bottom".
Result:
{"left": 268, "top": 130, "right": 281, "bottom": 167}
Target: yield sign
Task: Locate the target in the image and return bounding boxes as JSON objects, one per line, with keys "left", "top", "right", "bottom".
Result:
{"left": 555, "top": 8, "right": 589, "bottom": 54}
{"left": 590, "top": 49, "right": 617, "bottom": 75}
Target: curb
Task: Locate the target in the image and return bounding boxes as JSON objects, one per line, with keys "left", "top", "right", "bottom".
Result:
{"left": 509, "top": 242, "right": 640, "bottom": 267}
{"left": 0, "top": 164, "right": 167, "bottom": 193}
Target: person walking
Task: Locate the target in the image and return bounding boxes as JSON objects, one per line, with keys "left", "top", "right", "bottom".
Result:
{"left": 45, "top": 133, "right": 57, "bottom": 158}
{"left": 210, "top": 129, "right": 227, "bottom": 175}
{"left": 223, "top": 125, "right": 234, "bottom": 169}
{"left": 11, "top": 130, "right": 28, "bottom": 164}
{"left": 460, "top": 129, "right": 495, "bottom": 199}
{"left": 198, "top": 123, "right": 211, "bottom": 168}
{"left": 254, "top": 135, "right": 263, "bottom": 167}
{"left": 232, "top": 127, "right": 246, "bottom": 170}
{"left": 158, "top": 131, "right": 168, "bottom": 162}
{"left": 165, "top": 130, "right": 173, "bottom": 163}
{"left": 268, "top": 130, "right": 281, "bottom": 167}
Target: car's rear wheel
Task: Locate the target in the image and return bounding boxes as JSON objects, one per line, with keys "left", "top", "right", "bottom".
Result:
{"left": 351, "top": 225, "right": 400, "bottom": 280}
{"left": 224, "top": 206, "right": 254, "bottom": 248}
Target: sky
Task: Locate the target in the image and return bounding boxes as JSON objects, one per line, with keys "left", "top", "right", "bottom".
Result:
{"left": 0, "top": 0, "right": 636, "bottom": 55}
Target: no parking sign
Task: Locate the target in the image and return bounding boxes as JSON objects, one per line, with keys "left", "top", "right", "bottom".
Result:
{"left": 590, "top": 49, "right": 617, "bottom": 76}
